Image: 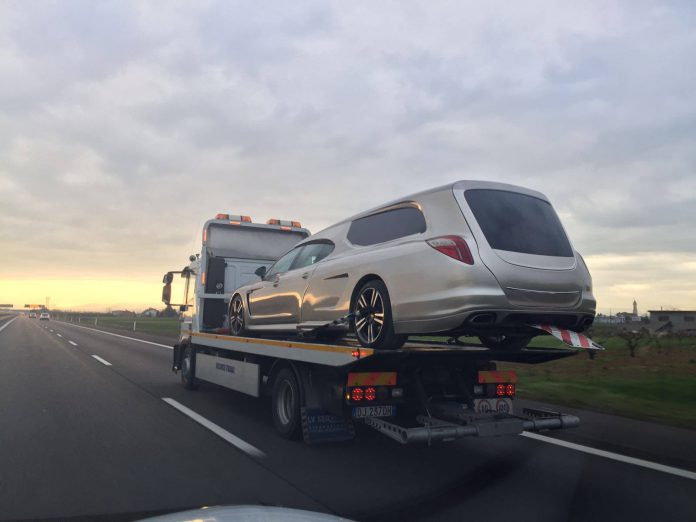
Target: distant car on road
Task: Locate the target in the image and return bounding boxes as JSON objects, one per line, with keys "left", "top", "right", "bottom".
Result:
{"left": 29, "top": 312, "right": 37, "bottom": 318}
{"left": 39, "top": 312, "right": 50, "bottom": 321}
{"left": 228, "top": 180, "right": 596, "bottom": 350}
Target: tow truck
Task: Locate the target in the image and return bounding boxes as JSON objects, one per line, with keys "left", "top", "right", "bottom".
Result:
{"left": 162, "top": 214, "right": 589, "bottom": 444}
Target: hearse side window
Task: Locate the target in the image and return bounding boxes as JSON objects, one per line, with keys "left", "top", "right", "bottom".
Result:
{"left": 291, "top": 242, "right": 335, "bottom": 270}
{"left": 265, "top": 247, "right": 302, "bottom": 278}
{"left": 347, "top": 206, "right": 426, "bottom": 246}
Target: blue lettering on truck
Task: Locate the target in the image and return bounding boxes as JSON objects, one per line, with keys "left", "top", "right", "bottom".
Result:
{"left": 215, "top": 362, "right": 236, "bottom": 374}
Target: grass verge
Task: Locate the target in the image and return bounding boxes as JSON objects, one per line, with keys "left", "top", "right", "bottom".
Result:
{"left": 57, "top": 315, "right": 179, "bottom": 338}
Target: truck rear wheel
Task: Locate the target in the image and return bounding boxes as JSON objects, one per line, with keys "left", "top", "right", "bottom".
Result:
{"left": 181, "top": 343, "right": 200, "bottom": 390}
{"left": 271, "top": 368, "right": 302, "bottom": 439}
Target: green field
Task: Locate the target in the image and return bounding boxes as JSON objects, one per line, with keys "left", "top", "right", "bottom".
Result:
{"left": 56, "top": 315, "right": 180, "bottom": 338}
{"left": 501, "top": 330, "right": 696, "bottom": 429}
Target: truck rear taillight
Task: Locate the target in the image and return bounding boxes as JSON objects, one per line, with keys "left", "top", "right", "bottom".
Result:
{"left": 351, "top": 387, "right": 364, "bottom": 401}
{"left": 495, "top": 383, "right": 516, "bottom": 397}
{"left": 347, "top": 385, "right": 396, "bottom": 403}
{"left": 365, "top": 387, "right": 376, "bottom": 401}
{"left": 427, "top": 235, "right": 474, "bottom": 265}
{"left": 349, "top": 387, "right": 377, "bottom": 402}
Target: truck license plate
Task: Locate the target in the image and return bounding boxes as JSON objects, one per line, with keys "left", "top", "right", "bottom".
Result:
{"left": 352, "top": 405, "right": 396, "bottom": 418}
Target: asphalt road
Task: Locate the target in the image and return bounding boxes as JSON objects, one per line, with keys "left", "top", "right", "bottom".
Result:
{"left": 1, "top": 315, "right": 694, "bottom": 522}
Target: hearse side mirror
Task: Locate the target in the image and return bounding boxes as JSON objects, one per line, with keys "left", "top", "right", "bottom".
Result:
{"left": 255, "top": 266, "right": 267, "bottom": 278}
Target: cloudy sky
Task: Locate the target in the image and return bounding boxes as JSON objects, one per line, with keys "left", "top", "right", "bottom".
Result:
{"left": 1, "top": 0, "right": 694, "bottom": 313}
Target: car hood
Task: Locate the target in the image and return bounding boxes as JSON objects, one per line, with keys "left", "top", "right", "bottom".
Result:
{"left": 140, "top": 505, "right": 353, "bottom": 522}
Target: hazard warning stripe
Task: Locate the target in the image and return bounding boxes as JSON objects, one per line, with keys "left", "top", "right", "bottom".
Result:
{"left": 530, "top": 324, "right": 604, "bottom": 350}
{"left": 560, "top": 329, "right": 572, "bottom": 345}
{"left": 478, "top": 370, "right": 518, "bottom": 384}
{"left": 347, "top": 372, "right": 397, "bottom": 386}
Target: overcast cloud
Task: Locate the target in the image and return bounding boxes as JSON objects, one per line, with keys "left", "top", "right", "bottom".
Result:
{"left": 1, "top": 1, "right": 695, "bottom": 311}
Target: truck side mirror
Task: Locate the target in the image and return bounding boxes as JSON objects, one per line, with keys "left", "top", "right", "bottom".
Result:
{"left": 163, "top": 272, "right": 174, "bottom": 284}
{"left": 162, "top": 284, "right": 171, "bottom": 305}
{"left": 255, "top": 266, "right": 267, "bottom": 278}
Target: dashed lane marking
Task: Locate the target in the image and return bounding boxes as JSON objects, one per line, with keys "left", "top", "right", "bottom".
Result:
{"left": 91, "top": 355, "right": 112, "bottom": 366}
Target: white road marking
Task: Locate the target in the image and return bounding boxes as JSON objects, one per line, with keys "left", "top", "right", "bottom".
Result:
{"left": 0, "top": 317, "right": 17, "bottom": 333}
{"left": 57, "top": 321, "right": 172, "bottom": 349}
{"left": 91, "top": 355, "right": 112, "bottom": 366}
{"left": 162, "top": 398, "right": 265, "bottom": 459}
{"left": 57, "top": 333, "right": 62, "bottom": 337}
{"left": 521, "top": 431, "right": 696, "bottom": 480}
{"left": 49, "top": 329, "right": 54, "bottom": 332}
{"left": 68, "top": 341, "right": 78, "bottom": 346}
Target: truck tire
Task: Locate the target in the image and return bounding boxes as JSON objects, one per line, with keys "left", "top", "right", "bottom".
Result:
{"left": 271, "top": 368, "right": 302, "bottom": 439}
{"left": 352, "top": 280, "right": 407, "bottom": 350}
{"left": 229, "top": 294, "right": 246, "bottom": 336}
{"left": 479, "top": 334, "right": 532, "bottom": 352}
{"left": 181, "top": 343, "right": 200, "bottom": 390}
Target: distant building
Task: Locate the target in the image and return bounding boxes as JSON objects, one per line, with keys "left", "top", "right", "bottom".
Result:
{"left": 111, "top": 310, "right": 135, "bottom": 317}
{"left": 595, "top": 310, "right": 644, "bottom": 325}
{"left": 159, "top": 305, "right": 178, "bottom": 318}
{"left": 141, "top": 307, "right": 159, "bottom": 318}
{"left": 648, "top": 310, "right": 696, "bottom": 333}
{"left": 617, "top": 311, "right": 641, "bottom": 323}
{"left": 633, "top": 299, "right": 638, "bottom": 317}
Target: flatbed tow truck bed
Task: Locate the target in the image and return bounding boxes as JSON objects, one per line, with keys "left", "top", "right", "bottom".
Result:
{"left": 188, "top": 331, "right": 577, "bottom": 366}
{"left": 177, "top": 332, "right": 581, "bottom": 445}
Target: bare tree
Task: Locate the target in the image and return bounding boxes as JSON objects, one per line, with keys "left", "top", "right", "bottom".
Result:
{"left": 585, "top": 327, "right": 603, "bottom": 360}
{"left": 617, "top": 328, "right": 646, "bottom": 358}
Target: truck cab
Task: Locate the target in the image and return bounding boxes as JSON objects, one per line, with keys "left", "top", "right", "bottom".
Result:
{"left": 162, "top": 214, "right": 310, "bottom": 343}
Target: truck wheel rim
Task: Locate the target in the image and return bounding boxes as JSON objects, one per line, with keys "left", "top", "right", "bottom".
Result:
{"left": 355, "top": 287, "right": 384, "bottom": 344}
{"left": 230, "top": 297, "right": 244, "bottom": 334}
{"left": 277, "top": 380, "right": 295, "bottom": 426}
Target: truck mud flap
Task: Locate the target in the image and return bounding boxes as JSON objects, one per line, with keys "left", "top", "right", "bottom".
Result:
{"left": 172, "top": 343, "right": 182, "bottom": 372}
{"left": 301, "top": 407, "right": 355, "bottom": 444}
